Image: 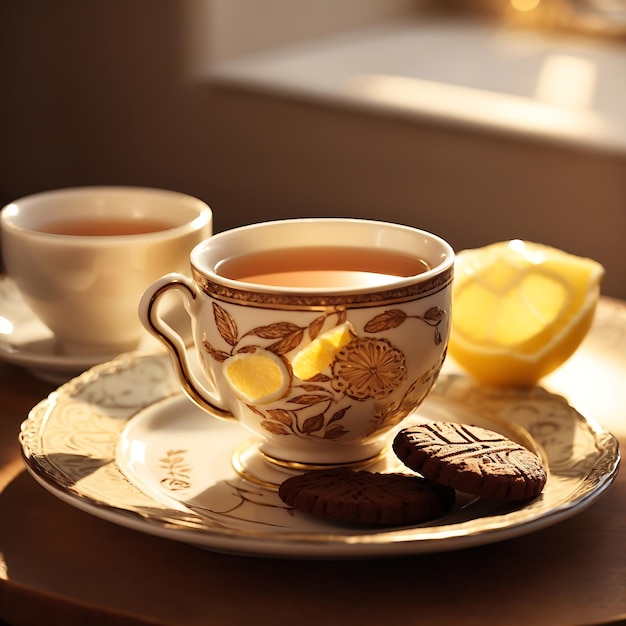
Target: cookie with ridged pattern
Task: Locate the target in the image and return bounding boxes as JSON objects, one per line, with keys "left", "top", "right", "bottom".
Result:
{"left": 393, "top": 422, "right": 547, "bottom": 501}
{"left": 278, "top": 468, "right": 455, "bottom": 526}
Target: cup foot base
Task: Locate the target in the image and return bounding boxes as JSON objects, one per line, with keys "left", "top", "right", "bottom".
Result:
{"left": 231, "top": 440, "right": 397, "bottom": 491}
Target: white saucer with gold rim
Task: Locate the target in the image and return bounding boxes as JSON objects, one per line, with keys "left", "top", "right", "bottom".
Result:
{"left": 19, "top": 349, "right": 620, "bottom": 559}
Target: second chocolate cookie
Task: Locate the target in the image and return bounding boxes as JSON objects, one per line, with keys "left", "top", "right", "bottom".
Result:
{"left": 393, "top": 422, "right": 547, "bottom": 501}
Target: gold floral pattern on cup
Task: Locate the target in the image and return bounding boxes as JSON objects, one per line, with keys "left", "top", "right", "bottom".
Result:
{"left": 200, "top": 298, "right": 447, "bottom": 452}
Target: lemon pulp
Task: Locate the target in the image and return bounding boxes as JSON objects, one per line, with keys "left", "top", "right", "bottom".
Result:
{"left": 448, "top": 240, "right": 604, "bottom": 386}
{"left": 223, "top": 349, "right": 290, "bottom": 404}
{"left": 291, "top": 321, "right": 357, "bottom": 380}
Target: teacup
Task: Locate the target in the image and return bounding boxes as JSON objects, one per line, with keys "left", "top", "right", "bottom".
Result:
{"left": 1, "top": 186, "right": 212, "bottom": 355}
{"left": 139, "top": 218, "right": 454, "bottom": 481}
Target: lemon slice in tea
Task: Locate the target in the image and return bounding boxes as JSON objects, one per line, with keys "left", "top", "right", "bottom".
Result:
{"left": 291, "top": 321, "right": 357, "bottom": 380}
{"left": 448, "top": 240, "right": 604, "bottom": 386}
{"left": 223, "top": 349, "right": 290, "bottom": 404}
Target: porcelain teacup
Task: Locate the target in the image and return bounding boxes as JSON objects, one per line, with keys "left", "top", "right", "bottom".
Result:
{"left": 1, "top": 186, "right": 212, "bottom": 356}
{"left": 138, "top": 218, "right": 454, "bottom": 481}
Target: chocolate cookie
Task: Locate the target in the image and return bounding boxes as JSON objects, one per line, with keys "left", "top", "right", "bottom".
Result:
{"left": 278, "top": 468, "right": 455, "bottom": 526}
{"left": 393, "top": 422, "right": 547, "bottom": 501}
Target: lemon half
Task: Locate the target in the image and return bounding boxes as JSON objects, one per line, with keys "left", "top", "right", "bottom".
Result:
{"left": 448, "top": 240, "right": 604, "bottom": 386}
{"left": 291, "top": 321, "right": 357, "bottom": 380}
{"left": 223, "top": 349, "right": 290, "bottom": 404}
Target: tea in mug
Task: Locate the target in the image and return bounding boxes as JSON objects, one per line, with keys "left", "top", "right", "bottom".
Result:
{"left": 40, "top": 218, "right": 173, "bottom": 236}
{"left": 216, "top": 246, "right": 430, "bottom": 289}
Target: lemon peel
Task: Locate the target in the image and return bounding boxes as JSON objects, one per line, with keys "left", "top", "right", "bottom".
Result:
{"left": 448, "top": 240, "right": 604, "bottom": 386}
{"left": 223, "top": 349, "right": 290, "bottom": 404}
{"left": 291, "top": 321, "right": 357, "bottom": 380}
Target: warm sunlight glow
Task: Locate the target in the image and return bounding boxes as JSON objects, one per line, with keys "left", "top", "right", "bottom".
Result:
{"left": 511, "top": 0, "right": 541, "bottom": 11}
{"left": 2, "top": 203, "right": 19, "bottom": 218}
{"left": 343, "top": 74, "right": 609, "bottom": 145}
{"left": 546, "top": 349, "right": 626, "bottom": 437}
{"left": 535, "top": 55, "right": 597, "bottom": 110}
{"left": 0, "top": 316, "right": 14, "bottom": 335}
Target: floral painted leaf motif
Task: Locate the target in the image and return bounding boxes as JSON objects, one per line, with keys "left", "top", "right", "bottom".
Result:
{"left": 159, "top": 449, "right": 191, "bottom": 491}
{"left": 365, "top": 401, "right": 396, "bottom": 437}
{"left": 289, "top": 394, "right": 328, "bottom": 406}
{"left": 364, "top": 309, "right": 407, "bottom": 333}
{"left": 161, "top": 453, "right": 186, "bottom": 466}
{"left": 267, "top": 328, "right": 305, "bottom": 355}
{"left": 261, "top": 421, "right": 291, "bottom": 435}
{"left": 324, "top": 425, "right": 348, "bottom": 440}
{"left": 302, "top": 413, "right": 325, "bottom": 434}
{"left": 163, "top": 449, "right": 186, "bottom": 457}
{"left": 327, "top": 407, "right": 348, "bottom": 425}
{"left": 298, "top": 383, "right": 328, "bottom": 392}
{"left": 248, "top": 322, "right": 303, "bottom": 340}
{"left": 420, "top": 307, "right": 446, "bottom": 344}
{"left": 237, "top": 345, "right": 258, "bottom": 354}
{"left": 159, "top": 450, "right": 189, "bottom": 472}
{"left": 213, "top": 302, "right": 238, "bottom": 347}
{"left": 202, "top": 339, "right": 230, "bottom": 362}
{"left": 266, "top": 409, "right": 294, "bottom": 427}
{"left": 422, "top": 306, "right": 445, "bottom": 323}
{"left": 434, "top": 328, "right": 442, "bottom": 345}
{"left": 308, "top": 315, "right": 326, "bottom": 341}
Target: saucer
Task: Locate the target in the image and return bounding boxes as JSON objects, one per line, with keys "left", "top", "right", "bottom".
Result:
{"left": 0, "top": 275, "right": 162, "bottom": 383}
{"left": 19, "top": 350, "right": 620, "bottom": 559}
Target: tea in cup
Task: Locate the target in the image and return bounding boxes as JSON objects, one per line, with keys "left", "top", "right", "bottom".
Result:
{"left": 1, "top": 186, "right": 212, "bottom": 355}
{"left": 139, "top": 218, "right": 454, "bottom": 482}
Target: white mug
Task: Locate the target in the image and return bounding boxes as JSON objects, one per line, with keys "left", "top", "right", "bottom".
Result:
{"left": 139, "top": 218, "right": 454, "bottom": 482}
{"left": 1, "top": 186, "right": 212, "bottom": 355}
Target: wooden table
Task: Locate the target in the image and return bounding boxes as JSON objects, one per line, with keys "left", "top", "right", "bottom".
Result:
{"left": 1, "top": 298, "right": 625, "bottom": 626}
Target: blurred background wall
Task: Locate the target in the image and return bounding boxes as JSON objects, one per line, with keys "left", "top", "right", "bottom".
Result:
{"left": 1, "top": 1, "right": 624, "bottom": 298}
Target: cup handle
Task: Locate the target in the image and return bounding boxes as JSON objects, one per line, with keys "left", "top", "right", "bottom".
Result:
{"left": 139, "top": 273, "right": 234, "bottom": 421}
